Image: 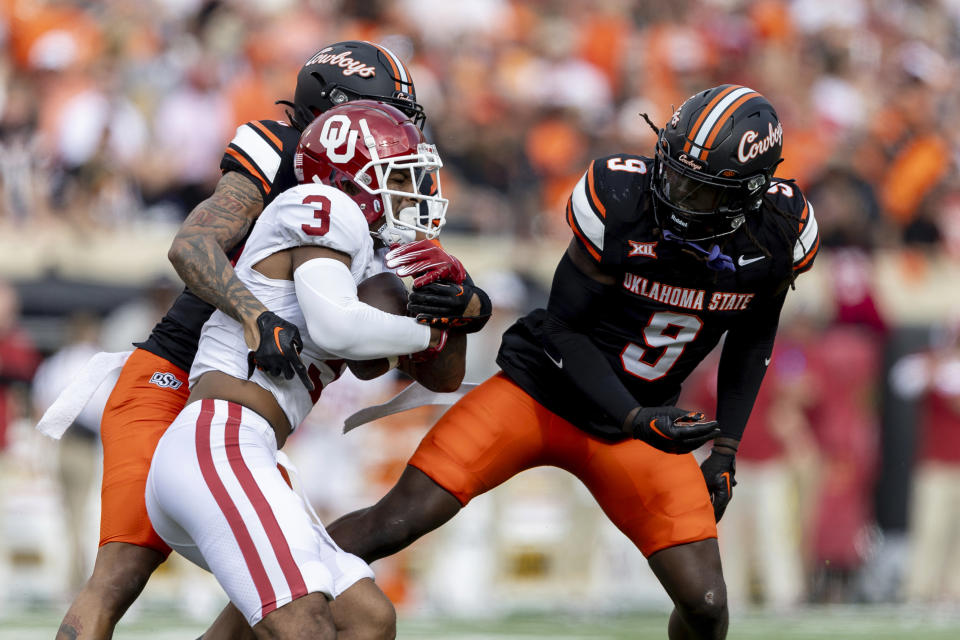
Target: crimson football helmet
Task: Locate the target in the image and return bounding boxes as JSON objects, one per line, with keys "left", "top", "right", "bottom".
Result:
{"left": 652, "top": 85, "right": 783, "bottom": 241}
{"left": 295, "top": 100, "right": 447, "bottom": 244}
{"left": 280, "top": 41, "right": 425, "bottom": 131}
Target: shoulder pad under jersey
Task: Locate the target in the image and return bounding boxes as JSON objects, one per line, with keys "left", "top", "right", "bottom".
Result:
{"left": 565, "top": 154, "right": 651, "bottom": 263}
{"left": 220, "top": 120, "right": 299, "bottom": 200}
{"left": 763, "top": 180, "right": 819, "bottom": 276}
{"left": 242, "top": 184, "right": 372, "bottom": 268}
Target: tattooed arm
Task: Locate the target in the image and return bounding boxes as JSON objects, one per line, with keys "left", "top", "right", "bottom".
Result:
{"left": 168, "top": 171, "right": 267, "bottom": 349}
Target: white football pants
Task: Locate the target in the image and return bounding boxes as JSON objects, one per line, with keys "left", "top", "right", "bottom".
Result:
{"left": 146, "top": 398, "right": 373, "bottom": 625}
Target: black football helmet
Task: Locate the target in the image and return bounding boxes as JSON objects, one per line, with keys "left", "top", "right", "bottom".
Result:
{"left": 280, "top": 40, "right": 425, "bottom": 131}
{"left": 652, "top": 84, "right": 783, "bottom": 242}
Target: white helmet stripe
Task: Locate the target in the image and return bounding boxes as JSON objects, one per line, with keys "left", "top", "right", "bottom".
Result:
{"left": 688, "top": 86, "right": 756, "bottom": 159}
{"left": 368, "top": 42, "right": 410, "bottom": 84}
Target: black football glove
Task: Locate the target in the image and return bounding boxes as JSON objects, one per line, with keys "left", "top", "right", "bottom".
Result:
{"left": 407, "top": 275, "right": 492, "bottom": 334}
{"left": 624, "top": 407, "right": 720, "bottom": 454}
{"left": 246, "top": 311, "right": 313, "bottom": 391}
{"left": 700, "top": 450, "right": 737, "bottom": 522}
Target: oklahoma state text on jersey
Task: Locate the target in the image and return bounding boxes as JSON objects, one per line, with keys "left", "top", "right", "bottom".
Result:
{"left": 497, "top": 154, "right": 818, "bottom": 441}
{"left": 137, "top": 120, "right": 301, "bottom": 372}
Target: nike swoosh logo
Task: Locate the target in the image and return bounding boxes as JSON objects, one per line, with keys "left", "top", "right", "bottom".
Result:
{"left": 721, "top": 471, "right": 731, "bottom": 494}
{"left": 764, "top": 357, "right": 771, "bottom": 366}
{"left": 273, "top": 327, "right": 284, "bottom": 351}
{"left": 649, "top": 419, "right": 672, "bottom": 440}
{"left": 737, "top": 255, "right": 766, "bottom": 267}
{"left": 543, "top": 349, "right": 563, "bottom": 369}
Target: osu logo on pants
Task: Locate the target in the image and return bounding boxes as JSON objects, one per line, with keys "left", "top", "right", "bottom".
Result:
{"left": 149, "top": 371, "right": 183, "bottom": 390}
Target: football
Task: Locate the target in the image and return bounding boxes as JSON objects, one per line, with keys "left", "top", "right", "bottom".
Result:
{"left": 357, "top": 271, "right": 408, "bottom": 315}
{"left": 348, "top": 271, "right": 409, "bottom": 379}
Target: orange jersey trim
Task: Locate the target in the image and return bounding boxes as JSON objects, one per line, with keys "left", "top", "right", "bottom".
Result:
{"left": 226, "top": 148, "right": 271, "bottom": 194}
{"left": 794, "top": 234, "right": 819, "bottom": 271}
{"left": 586, "top": 160, "right": 606, "bottom": 218}
{"left": 566, "top": 198, "right": 601, "bottom": 261}
{"left": 798, "top": 199, "right": 810, "bottom": 232}
{"left": 250, "top": 121, "right": 283, "bottom": 151}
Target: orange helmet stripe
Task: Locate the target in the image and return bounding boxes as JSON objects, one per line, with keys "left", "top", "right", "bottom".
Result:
{"left": 683, "top": 85, "right": 740, "bottom": 154}
{"left": 699, "top": 91, "right": 760, "bottom": 161}
{"left": 366, "top": 41, "right": 408, "bottom": 94}
{"left": 685, "top": 86, "right": 758, "bottom": 159}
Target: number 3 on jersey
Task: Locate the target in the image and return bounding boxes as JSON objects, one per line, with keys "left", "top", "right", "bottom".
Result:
{"left": 621, "top": 311, "right": 702, "bottom": 381}
{"left": 301, "top": 194, "right": 331, "bottom": 236}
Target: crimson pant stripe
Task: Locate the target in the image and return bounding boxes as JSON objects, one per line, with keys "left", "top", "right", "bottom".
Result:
{"left": 195, "top": 399, "right": 276, "bottom": 613}
{"left": 224, "top": 402, "right": 308, "bottom": 616}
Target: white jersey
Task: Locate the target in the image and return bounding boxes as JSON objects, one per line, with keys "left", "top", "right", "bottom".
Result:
{"left": 146, "top": 398, "right": 374, "bottom": 625}
{"left": 190, "top": 183, "right": 382, "bottom": 432}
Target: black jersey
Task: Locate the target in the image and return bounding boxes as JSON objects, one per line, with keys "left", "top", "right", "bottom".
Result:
{"left": 497, "top": 154, "right": 818, "bottom": 441}
{"left": 136, "top": 119, "right": 301, "bottom": 371}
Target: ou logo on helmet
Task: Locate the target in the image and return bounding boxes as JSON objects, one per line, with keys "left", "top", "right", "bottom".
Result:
{"left": 319, "top": 114, "right": 361, "bottom": 163}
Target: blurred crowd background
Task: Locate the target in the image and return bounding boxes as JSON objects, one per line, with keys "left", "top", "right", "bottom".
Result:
{"left": 2, "top": 0, "right": 960, "bottom": 625}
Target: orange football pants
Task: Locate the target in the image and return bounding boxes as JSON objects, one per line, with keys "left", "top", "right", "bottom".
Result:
{"left": 408, "top": 372, "right": 717, "bottom": 557}
{"left": 99, "top": 349, "right": 189, "bottom": 554}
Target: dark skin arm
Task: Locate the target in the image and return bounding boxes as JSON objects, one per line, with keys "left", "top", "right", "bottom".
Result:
{"left": 551, "top": 239, "right": 642, "bottom": 427}
{"left": 712, "top": 288, "right": 788, "bottom": 456}
{"left": 566, "top": 236, "right": 616, "bottom": 285}
{"left": 566, "top": 243, "right": 640, "bottom": 428}
{"left": 168, "top": 171, "right": 268, "bottom": 350}
{"left": 398, "top": 331, "right": 466, "bottom": 393}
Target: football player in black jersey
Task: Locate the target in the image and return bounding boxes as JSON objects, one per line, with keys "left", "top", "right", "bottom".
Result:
{"left": 55, "top": 41, "right": 433, "bottom": 640}
{"left": 323, "top": 85, "right": 819, "bottom": 639}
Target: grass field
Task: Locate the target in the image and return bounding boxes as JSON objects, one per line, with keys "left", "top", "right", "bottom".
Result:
{"left": 4, "top": 606, "right": 960, "bottom": 639}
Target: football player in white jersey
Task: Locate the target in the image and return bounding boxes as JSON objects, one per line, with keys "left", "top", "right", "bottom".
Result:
{"left": 145, "top": 101, "right": 461, "bottom": 639}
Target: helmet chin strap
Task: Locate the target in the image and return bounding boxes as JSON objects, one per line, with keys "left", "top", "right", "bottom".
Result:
{"left": 375, "top": 222, "right": 417, "bottom": 246}
{"left": 662, "top": 229, "right": 736, "bottom": 272}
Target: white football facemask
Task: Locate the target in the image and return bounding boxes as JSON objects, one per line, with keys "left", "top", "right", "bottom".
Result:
{"left": 356, "top": 142, "right": 448, "bottom": 245}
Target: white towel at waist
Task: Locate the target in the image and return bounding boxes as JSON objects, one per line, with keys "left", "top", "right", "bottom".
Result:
{"left": 35, "top": 350, "right": 132, "bottom": 439}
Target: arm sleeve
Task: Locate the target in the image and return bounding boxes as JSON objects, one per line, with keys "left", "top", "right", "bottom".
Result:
{"left": 540, "top": 252, "right": 639, "bottom": 428}
{"left": 294, "top": 258, "right": 431, "bottom": 360}
{"left": 715, "top": 289, "right": 787, "bottom": 441}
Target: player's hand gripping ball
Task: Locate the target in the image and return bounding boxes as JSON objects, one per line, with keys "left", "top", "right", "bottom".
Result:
{"left": 386, "top": 239, "right": 492, "bottom": 334}
{"left": 385, "top": 239, "right": 466, "bottom": 287}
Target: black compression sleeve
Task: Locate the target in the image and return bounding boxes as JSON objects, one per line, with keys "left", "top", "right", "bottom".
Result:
{"left": 715, "top": 289, "right": 787, "bottom": 442}
{"left": 540, "top": 253, "right": 638, "bottom": 427}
